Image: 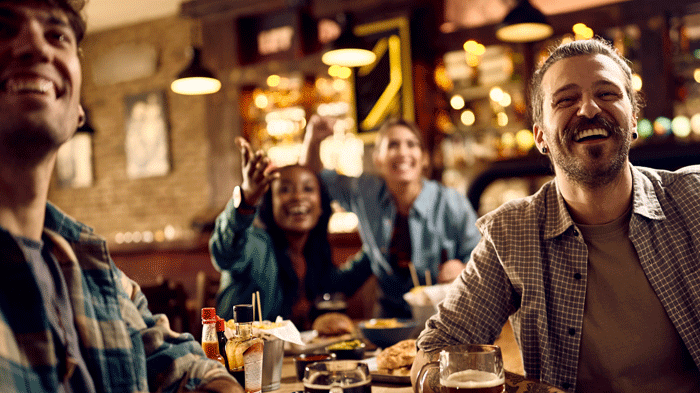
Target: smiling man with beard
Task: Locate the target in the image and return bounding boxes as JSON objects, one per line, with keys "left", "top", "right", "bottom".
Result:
{"left": 411, "top": 38, "right": 700, "bottom": 393}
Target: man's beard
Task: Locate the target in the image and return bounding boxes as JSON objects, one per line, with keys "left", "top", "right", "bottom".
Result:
{"left": 550, "top": 114, "right": 631, "bottom": 189}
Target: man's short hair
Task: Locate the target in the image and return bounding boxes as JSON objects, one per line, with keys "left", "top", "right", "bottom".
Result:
{"left": 529, "top": 37, "right": 644, "bottom": 127}
{"left": 16, "top": 0, "right": 87, "bottom": 44}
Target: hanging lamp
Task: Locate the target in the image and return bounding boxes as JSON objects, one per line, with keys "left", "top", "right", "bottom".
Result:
{"left": 495, "top": 0, "right": 553, "bottom": 43}
{"left": 321, "top": 13, "right": 376, "bottom": 67}
{"left": 171, "top": 47, "right": 221, "bottom": 95}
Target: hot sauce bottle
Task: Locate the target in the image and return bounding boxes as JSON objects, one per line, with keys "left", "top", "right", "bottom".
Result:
{"left": 216, "top": 316, "right": 230, "bottom": 371}
{"left": 226, "top": 304, "right": 264, "bottom": 393}
{"left": 201, "top": 307, "right": 225, "bottom": 366}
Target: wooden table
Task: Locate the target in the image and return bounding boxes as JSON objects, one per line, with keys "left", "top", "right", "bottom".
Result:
{"left": 274, "top": 356, "right": 412, "bottom": 393}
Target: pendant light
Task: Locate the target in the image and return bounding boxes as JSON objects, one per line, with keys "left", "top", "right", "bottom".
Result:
{"left": 171, "top": 47, "right": 221, "bottom": 95}
{"left": 321, "top": 13, "right": 376, "bottom": 67}
{"left": 496, "top": 0, "right": 553, "bottom": 43}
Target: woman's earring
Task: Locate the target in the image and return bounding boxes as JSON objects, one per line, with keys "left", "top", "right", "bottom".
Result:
{"left": 632, "top": 131, "right": 638, "bottom": 140}
{"left": 542, "top": 146, "right": 548, "bottom": 154}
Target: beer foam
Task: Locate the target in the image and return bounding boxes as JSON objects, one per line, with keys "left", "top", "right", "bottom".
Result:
{"left": 441, "top": 370, "right": 504, "bottom": 388}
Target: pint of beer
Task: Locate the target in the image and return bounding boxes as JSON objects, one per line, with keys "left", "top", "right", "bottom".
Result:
{"left": 416, "top": 344, "right": 504, "bottom": 393}
{"left": 442, "top": 369, "right": 505, "bottom": 393}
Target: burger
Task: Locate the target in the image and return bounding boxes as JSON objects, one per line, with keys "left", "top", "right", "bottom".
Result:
{"left": 312, "top": 312, "right": 355, "bottom": 337}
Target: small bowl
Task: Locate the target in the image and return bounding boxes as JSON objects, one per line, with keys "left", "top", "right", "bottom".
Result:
{"left": 293, "top": 353, "right": 336, "bottom": 381}
{"left": 325, "top": 340, "right": 366, "bottom": 360}
{"left": 359, "top": 319, "right": 417, "bottom": 348}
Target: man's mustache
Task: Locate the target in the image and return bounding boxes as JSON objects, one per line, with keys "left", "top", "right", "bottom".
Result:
{"left": 563, "top": 115, "right": 621, "bottom": 141}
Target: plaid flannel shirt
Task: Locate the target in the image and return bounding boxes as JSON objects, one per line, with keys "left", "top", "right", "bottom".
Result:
{"left": 0, "top": 203, "right": 234, "bottom": 393}
{"left": 417, "top": 164, "right": 700, "bottom": 392}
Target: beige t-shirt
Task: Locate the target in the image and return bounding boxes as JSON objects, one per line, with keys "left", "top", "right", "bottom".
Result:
{"left": 575, "top": 208, "right": 700, "bottom": 392}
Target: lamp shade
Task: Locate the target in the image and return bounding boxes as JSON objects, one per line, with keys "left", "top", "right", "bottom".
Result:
{"left": 171, "top": 47, "right": 221, "bottom": 95}
{"left": 496, "top": 0, "right": 553, "bottom": 43}
{"left": 321, "top": 13, "right": 376, "bottom": 67}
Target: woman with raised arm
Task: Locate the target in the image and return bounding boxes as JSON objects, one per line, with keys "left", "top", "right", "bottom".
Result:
{"left": 300, "top": 116, "right": 481, "bottom": 318}
{"left": 210, "top": 138, "right": 370, "bottom": 330}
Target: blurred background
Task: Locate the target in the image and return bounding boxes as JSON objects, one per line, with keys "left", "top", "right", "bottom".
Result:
{"left": 53, "top": 0, "right": 700, "bottom": 335}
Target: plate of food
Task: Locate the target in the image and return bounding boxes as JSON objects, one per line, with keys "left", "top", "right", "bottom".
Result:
{"left": 363, "top": 339, "right": 415, "bottom": 384}
{"left": 284, "top": 312, "right": 359, "bottom": 355}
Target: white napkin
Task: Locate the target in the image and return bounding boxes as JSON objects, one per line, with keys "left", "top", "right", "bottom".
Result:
{"left": 224, "top": 316, "right": 305, "bottom": 346}
{"left": 403, "top": 283, "right": 450, "bottom": 306}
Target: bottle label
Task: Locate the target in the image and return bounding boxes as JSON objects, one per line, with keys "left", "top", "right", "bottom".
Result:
{"left": 244, "top": 341, "right": 264, "bottom": 393}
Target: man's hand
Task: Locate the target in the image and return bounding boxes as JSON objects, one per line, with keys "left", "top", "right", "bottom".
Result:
{"left": 505, "top": 371, "right": 567, "bottom": 393}
{"left": 236, "top": 137, "right": 279, "bottom": 207}
{"left": 411, "top": 349, "right": 441, "bottom": 393}
{"left": 193, "top": 377, "right": 244, "bottom": 393}
{"left": 412, "top": 350, "right": 566, "bottom": 393}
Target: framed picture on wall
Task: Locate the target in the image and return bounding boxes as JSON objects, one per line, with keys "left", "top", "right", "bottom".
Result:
{"left": 55, "top": 132, "right": 93, "bottom": 188}
{"left": 124, "top": 90, "right": 171, "bottom": 179}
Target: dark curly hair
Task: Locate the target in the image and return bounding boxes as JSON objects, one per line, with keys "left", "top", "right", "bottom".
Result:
{"left": 257, "top": 164, "right": 335, "bottom": 302}
{"left": 18, "top": 0, "right": 87, "bottom": 44}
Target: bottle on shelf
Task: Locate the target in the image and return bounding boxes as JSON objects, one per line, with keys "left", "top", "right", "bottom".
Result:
{"left": 201, "top": 307, "right": 225, "bottom": 366}
{"left": 216, "top": 316, "right": 230, "bottom": 371}
{"left": 226, "top": 304, "right": 264, "bottom": 393}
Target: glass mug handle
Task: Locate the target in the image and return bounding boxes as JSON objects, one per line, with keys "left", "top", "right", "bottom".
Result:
{"left": 415, "top": 361, "right": 440, "bottom": 393}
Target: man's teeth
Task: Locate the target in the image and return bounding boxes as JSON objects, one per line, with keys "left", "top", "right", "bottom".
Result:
{"left": 574, "top": 128, "right": 608, "bottom": 142}
{"left": 6, "top": 78, "right": 54, "bottom": 94}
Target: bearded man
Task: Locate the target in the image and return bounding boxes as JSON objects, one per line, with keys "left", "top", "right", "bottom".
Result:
{"left": 411, "top": 38, "right": 700, "bottom": 393}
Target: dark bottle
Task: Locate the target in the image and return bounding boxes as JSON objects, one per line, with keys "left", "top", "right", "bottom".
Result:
{"left": 216, "top": 316, "right": 229, "bottom": 371}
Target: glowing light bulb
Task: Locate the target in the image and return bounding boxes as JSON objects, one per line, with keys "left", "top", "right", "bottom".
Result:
{"left": 450, "top": 95, "right": 465, "bottom": 110}
{"left": 461, "top": 110, "right": 475, "bottom": 126}
{"left": 671, "top": 116, "right": 691, "bottom": 138}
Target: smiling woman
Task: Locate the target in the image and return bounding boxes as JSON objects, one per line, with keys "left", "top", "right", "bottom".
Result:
{"left": 209, "top": 138, "right": 371, "bottom": 330}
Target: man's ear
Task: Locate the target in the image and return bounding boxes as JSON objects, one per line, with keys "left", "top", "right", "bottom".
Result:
{"left": 533, "top": 124, "right": 545, "bottom": 150}
{"left": 78, "top": 105, "right": 86, "bottom": 128}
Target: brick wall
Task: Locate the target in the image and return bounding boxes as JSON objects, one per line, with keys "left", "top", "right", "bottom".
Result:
{"left": 48, "top": 16, "right": 214, "bottom": 245}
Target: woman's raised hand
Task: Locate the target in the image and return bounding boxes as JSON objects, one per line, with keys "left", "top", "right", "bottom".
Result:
{"left": 236, "top": 137, "right": 279, "bottom": 207}
{"left": 305, "top": 114, "right": 335, "bottom": 144}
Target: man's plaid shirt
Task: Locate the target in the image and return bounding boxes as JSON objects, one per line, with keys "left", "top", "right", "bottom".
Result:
{"left": 417, "top": 164, "right": 700, "bottom": 392}
{"left": 0, "top": 203, "right": 234, "bottom": 392}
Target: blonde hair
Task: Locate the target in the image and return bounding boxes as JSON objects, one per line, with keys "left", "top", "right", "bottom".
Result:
{"left": 374, "top": 118, "right": 425, "bottom": 152}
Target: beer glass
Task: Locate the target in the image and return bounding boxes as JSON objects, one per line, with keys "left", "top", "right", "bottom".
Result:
{"left": 303, "top": 360, "right": 371, "bottom": 393}
{"left": 416, "top": 344, "right": 504, "bottom": 393}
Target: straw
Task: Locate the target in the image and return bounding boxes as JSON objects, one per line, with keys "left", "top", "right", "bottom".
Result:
{"left": 425, "top": 270, "right": 432, "bottom": 286}
{"left": 252, "top": 293, "right": 256, "bottom": 320}
{"left": 256, "top": 290, "right": 262, "bottom": 323}
{"left": 408, "top": 262, "right": 420, "bottom": 288}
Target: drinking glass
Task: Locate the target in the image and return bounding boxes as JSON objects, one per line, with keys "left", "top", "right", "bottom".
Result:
{"left": 416, "top": 344, "right": 504, "bottom": 393}
{"left": 303, "top": 360, "right": 371, "bottom": 393}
